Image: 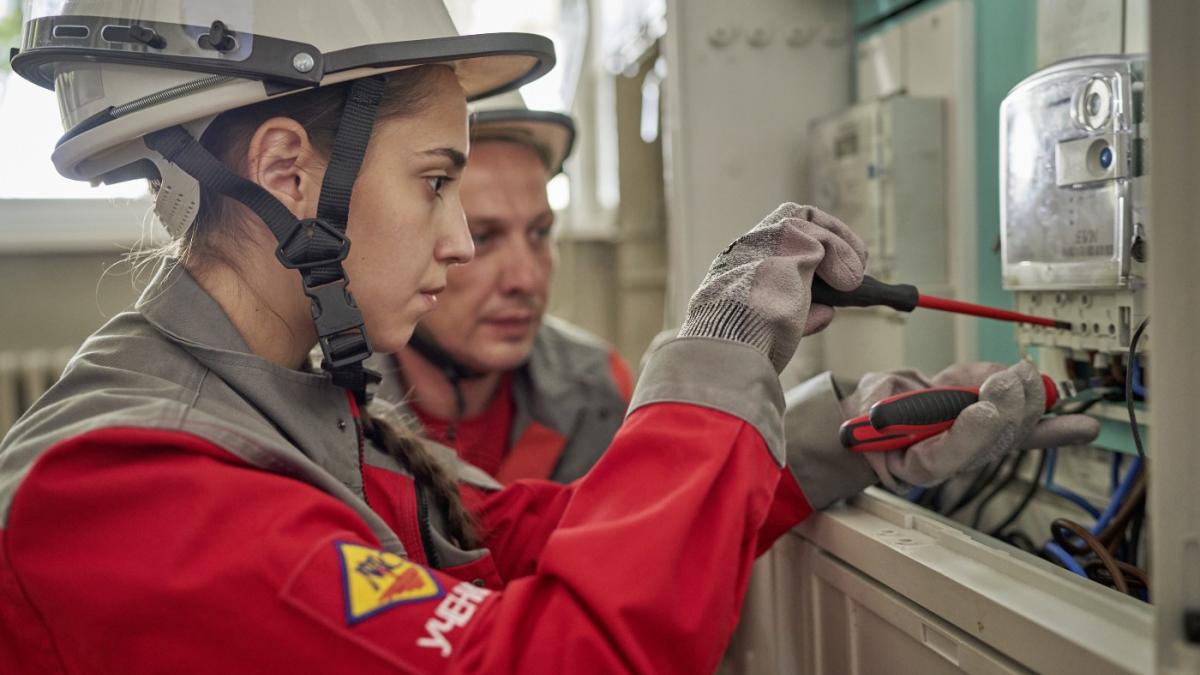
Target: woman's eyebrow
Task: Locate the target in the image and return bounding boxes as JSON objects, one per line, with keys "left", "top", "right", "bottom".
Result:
{"left": 419, "top": 147, "right": 467, "bottom": 169}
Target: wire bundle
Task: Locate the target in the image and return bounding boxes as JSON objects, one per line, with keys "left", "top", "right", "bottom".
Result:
{"left": 902, "top": 316, "right": 1152, "bottom": 597}
{"left": 1043, "top": 458, "right": 1148, "bottom": 599}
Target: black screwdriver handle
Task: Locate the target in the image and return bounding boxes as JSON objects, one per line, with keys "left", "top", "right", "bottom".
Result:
{"left": 811, "top": 275, "right": 919, "bottom": 312}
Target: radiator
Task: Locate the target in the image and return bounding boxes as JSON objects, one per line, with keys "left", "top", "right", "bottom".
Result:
{"left": 0, "top": 348, "right": 76, "bottom": 438}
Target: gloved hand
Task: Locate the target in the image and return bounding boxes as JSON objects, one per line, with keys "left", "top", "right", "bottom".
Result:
{"left": 679, "top": 203, "right": 867, "bottom": 373}
{"left": 849, "top": 361, "right": 1101, "bottom": 489}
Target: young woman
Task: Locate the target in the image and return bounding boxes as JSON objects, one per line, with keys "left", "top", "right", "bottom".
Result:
{"left": 0, "top": 2, "right": 1098, "bottom": 673}
{"left": 0, "top": 2, "right": 872, "bottom": 672}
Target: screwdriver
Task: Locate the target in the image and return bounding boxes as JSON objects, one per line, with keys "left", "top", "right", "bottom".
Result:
{"left": 840, "top": 374, "right": 1063, "bottom": 453}
{"left": 811, "top": 276, "right": 1072, "bottom": 330}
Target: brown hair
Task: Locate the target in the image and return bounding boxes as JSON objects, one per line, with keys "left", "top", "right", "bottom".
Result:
{"left": 181, "top": 65, "right": 478, "bottom": 550}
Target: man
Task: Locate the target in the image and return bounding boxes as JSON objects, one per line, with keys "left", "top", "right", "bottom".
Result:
{"left": 374, "top": 95, "right": 1099, "bottom": 490}
{"left": 373, "top": 92, "right": 633, "bottom": 484}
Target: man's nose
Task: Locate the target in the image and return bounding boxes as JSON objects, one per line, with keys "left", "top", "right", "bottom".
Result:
{"left": 498, "top": 239, "right": 547, "bottom": 294}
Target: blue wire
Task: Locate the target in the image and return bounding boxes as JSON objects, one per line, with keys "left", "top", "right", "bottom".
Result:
{"left": 1044, "top": 453, "right": 1144, "bottom": 575}
{"left": 1044, "top": 448, "right": 1102, "bottom": 518}
{"left": 1096, "top": 456, "right": 1143, "bottom": 532}
{"left": 1045, "top": 541, "right": 1088, "bottom": 576}
{"left": 1131, "top": 353, "right": 1147, "bottom": 399}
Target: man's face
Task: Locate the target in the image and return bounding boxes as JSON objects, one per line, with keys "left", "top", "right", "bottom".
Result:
{"left": 414, "top": 140, "right": 554, "bottom": 372}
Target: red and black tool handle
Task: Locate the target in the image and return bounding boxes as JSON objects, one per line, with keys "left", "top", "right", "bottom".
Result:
{"left": 839, "top": 375, "right": 1058, "bottom": 453}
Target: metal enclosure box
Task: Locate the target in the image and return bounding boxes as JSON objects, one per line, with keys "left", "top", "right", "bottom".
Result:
{"left": 810, "top": 97, "right": 952, "bottom": 379}
{"left": 1000, "top": 55, "right": 1148, "bottom": 352}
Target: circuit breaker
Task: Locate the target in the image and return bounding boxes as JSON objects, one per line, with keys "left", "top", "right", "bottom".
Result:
{"left": 1000, "top": 55, "right": 1149, "bottom": 354}
{"left": 810, "top": 97, "right": 951, "bottom": 379}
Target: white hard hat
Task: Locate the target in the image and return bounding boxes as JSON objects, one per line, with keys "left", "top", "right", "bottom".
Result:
{"left": 11, "top": 0, "right": 558, "bottom": 397}
{"left": 470, "top": 90, "right": 575, "bottom": 175}
{"left": 12, "top": 0, "right": 555, "bottom": 236}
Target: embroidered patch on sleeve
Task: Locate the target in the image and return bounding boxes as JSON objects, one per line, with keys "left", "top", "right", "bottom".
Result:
{"left": 336, "top": 541, "right": 443, "bottom": 624}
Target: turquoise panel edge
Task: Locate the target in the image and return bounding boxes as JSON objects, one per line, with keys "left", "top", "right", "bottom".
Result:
{"left": 974, "top": 0, "right": 1036, "bottom": 367}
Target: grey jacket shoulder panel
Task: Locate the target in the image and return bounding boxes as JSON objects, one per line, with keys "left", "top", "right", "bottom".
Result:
{"left": 514, "top": 316, "right": 628, "bottom": 483}
{"left": 525, "top": 315, "right": 617, "bottom": 396}
{"left": 370, "top": 316, "right": 629, "bottom": 484}
{"left": 0, "top": 307, "right": 410, "bottom": 554}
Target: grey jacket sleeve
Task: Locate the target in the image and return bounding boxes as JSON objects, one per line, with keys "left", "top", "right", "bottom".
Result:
{"left": 629, "top": 337, "right": 786, "bottom": 465}
{"left": 783, "top": 372, "right": 879, "bottom": 510}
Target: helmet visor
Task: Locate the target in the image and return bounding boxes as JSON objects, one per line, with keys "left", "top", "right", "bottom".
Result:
{"left": 17, "top": 1, "right": 552, "bottom": 99}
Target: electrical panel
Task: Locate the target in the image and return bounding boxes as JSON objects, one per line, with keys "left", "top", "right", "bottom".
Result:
{"left": 811, "top": 96, "right": 945, "bottom": 284}
{"left": 1000, "top": 55, "right": 1148, "bottom": 353}
{"left": 810, "top": 97, "right": 952, "bottom": 379}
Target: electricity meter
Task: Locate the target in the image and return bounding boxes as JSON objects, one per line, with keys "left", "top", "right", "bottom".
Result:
{"left": 1000, "top": 55, "right": 1148, "bottom": 351}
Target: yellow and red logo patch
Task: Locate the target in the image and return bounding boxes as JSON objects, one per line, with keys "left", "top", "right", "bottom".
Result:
{"left": 336, "top": 542, "right": 443, "bottom": 625}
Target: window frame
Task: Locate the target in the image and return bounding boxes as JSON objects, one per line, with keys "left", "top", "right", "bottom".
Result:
{"left": 0, "top": 198, "right": 163, "bottom": 253}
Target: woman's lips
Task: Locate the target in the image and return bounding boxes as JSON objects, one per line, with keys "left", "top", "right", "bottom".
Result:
{"left": 418, "top": 286, "right": 444, "bottom": 309}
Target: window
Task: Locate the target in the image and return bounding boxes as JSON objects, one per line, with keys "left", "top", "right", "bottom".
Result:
{"left": 0, "top": 1, "right": 153, "bottom": 252}
{"left": 0, "top": 74, "right": 148, "bottom": 200}
{"left": 444, "top": 0, "right": 588, "bottom": 112}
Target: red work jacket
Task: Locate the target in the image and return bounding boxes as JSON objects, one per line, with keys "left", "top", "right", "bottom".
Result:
{"left": 0, "top": 263, "right": 813, "bottom": 674}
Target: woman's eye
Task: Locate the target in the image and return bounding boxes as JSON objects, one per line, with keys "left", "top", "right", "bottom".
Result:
{"left": 472, "top": 231, "right": 493, "bottom": 246}
{"left": 425, "top": 176, "right": 450, "bottom": 194}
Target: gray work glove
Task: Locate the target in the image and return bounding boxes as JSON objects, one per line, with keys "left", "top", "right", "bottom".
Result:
{"left": 679, "top": 203, "right": 867, "bottom": 373}
{"left": 850, "top": 361, "right": 1101, "bottom": 489}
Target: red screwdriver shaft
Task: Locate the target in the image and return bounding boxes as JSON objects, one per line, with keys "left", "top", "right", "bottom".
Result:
{"left": 917, "top": 294, "right": 1071, "bottom": 330}
{"left": 810, "top": 276, "right": 1072, "bottom": 330}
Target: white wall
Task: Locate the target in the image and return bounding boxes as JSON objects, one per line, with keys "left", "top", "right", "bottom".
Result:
{"left": 0, "top": 251, "right": 142, "bottom": 352}
{"left": 849, "top": 0, "right": 977, "bottom": 371}
{"left": 661, "top": 0, "right": 853, "bottom": 326}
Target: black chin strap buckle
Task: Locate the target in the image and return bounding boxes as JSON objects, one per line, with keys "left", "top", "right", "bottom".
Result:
{"left": 274, "top": 217, "right": 350, "bottom": 270}
{"left": 304, "top": 275, "right": 370, "bottom": 368}
{"left": 277, "top": 218, "right": 372, "bottom": 392}
{"left": 306, "top": 275, "right": 377, "bottom": 403}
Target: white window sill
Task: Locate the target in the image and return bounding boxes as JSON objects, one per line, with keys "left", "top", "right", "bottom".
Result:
{"left": 0, "top": 199, "right": 166, "bottom": 254}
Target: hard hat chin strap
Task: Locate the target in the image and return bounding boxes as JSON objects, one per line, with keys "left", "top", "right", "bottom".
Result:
{"left": 407, "top": 328, "right": 485, "bottom": 435}
{"left": 144, "top": 75, "right": 389, "bottom": 404}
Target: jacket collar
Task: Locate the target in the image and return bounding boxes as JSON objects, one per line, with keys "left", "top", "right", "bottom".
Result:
{"left": 137, "top": 261, "right": 364, "bottom": 497}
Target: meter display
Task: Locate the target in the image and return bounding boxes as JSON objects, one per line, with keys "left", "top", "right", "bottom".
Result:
{"left": 1000, "top": 55, "right": 1146, "bottom": 290}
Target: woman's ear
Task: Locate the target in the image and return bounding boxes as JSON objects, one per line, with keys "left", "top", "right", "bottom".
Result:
{"left": 245, "top": 117, "right": 324, "bottom": 219}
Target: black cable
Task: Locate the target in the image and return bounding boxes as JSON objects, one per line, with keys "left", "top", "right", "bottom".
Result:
{"left": 1127, "top": 500, "right": 1146, "bottom": 567}
{"left": 1002, "top": 530, "right": 1038, "bottom": 553}
{"left": 1126, "top": 316, "right": 1150, "bottom": 458}
{"left": 917, "top": 483, "right": 943, "bottom": 510}
{"left": 930, "top": 483, "right": 946, "bottom": 512}
{"left": 944, "top": 458, "right": 1007, "bottom": 516}
{"left": 989, "top": 448, "right": 1048, "bottom": 537}
{"left": 1053, "top": 386, "right": 1121, "bottom": 415}
{"left": 971, "top": 451, "right": 1027, "bottom": 530}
